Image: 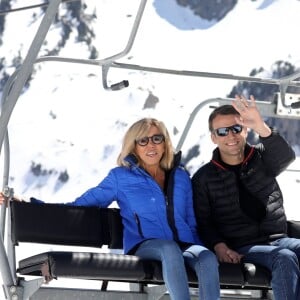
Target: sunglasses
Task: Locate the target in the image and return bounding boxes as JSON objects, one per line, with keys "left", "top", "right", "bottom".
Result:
{"left": 213, "top": 124, "right": 243, "bottom": 137}
{"left": 135, "top": 134, "right": 165, "bottom": 146}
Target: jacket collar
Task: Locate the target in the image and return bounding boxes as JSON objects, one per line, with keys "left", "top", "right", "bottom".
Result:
{"left": 211, "top": 143, "right": 255, "bottom": 170}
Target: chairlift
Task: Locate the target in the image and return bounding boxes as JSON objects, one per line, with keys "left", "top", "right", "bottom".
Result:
{"left": 1, "top": 0, "right": 300, "bottom": 299}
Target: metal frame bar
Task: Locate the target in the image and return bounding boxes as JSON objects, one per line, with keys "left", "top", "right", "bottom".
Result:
{"left": 0, "top": 1, "right": 63, "bottom": 299}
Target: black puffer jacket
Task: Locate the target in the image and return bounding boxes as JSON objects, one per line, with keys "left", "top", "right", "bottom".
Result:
{"left": 191, "top": 129, "right": 296, "bottom": 250}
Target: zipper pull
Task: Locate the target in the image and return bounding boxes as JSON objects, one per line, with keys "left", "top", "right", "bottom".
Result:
{"left": 165, "top": 196, "right": 169, "bottom": 206}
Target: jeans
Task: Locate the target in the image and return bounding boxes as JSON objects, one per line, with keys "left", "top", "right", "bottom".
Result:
{"left": 134, "top": 239, "right": 220, "bottom": 300}
{"left": 237, "top": 237, "right": 300, "bottom": 300}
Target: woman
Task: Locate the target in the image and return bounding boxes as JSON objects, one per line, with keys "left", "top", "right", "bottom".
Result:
{"left": 1, "top": 118, "right": 220, "bottom": 300}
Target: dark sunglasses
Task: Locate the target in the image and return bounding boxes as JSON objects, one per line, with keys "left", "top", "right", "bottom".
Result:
{"left": 135, "top": 134, "right": 165, "bottom": 146}
{"left": 213, "top": 124, "right": 243, "bottom": 137}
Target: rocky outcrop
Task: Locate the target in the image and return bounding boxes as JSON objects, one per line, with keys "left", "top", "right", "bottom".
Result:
{"left": 176, "top": 0, "right": 237, "bottom": 21}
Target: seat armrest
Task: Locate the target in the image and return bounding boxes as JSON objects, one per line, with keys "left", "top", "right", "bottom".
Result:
{"left": 287, "top": 220, "right": 300, "bottom": 238}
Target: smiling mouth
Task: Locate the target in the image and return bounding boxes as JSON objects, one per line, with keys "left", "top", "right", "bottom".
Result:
{"left": 226, "top": 141, "right": 238, "bottom": 146}
{"left": 147, "top": 151, "right": 157, "bottom": 156}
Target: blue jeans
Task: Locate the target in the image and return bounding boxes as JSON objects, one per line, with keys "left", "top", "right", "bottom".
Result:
{"left": 134, "top": 239, "right": 220, "bottom": 300}
{"left": 237, "top": 238, "right": 300, "bottom": 300}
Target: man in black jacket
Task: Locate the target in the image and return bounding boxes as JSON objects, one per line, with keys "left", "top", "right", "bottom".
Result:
{"left": 192, "top": 95, "right": 300, "bottom": 300}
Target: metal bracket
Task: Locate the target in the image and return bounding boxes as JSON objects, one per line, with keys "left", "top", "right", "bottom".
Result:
{"left": 278, "top": 71, "right": 300, "bottom": 110}
{"left": 276, "top": 92, "right": 300, "bottom": 117}
{"left": 3, "top": 186, "right": 14, "bottom": 200}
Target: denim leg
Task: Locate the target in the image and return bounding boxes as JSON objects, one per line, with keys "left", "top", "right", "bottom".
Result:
{"left": 237, "top": 239, "right": 300, "bottom": 300}
{"left": 271, "top": 237, "right": 300, "bottom": 258}
{"left": 134, "top": 239, "right": 190, "bottom": 300}
{"left": 183, "top": 245, "right": 220, "bottom": 300}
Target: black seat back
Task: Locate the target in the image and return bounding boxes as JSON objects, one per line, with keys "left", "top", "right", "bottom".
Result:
{"left": 10, "top": 201, "right": 121, "bottom": 248}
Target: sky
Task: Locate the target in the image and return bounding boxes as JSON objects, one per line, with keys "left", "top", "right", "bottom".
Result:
{"left": 1, "top": 0, "right": 300, "bottom": 295}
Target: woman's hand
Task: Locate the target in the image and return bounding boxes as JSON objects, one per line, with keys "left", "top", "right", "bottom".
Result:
{"left": 0, "top": 192, "right": 8, "bottom": 205}
{"left": 0, "top": 191, "right": 22, "bottom": 205}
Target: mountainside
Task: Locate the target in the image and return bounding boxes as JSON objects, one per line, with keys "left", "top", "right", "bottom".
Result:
{"left": 0, "top": 0, "right": 300, "bottom": 203}
{"left": 1, "top": 0, "right": 300, "bottom": 292}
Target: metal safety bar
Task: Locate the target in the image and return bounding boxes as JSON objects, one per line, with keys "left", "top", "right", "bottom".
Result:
{"left": 27, "top": 57, "right": 300, "bottom": 102}
{"left": 175, "top": 98, "right": 278, "bottom": 152}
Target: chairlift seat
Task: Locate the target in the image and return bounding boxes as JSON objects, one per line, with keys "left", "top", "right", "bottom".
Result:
{"left": 11, "top": 201, "right": 283, "bottom": 291}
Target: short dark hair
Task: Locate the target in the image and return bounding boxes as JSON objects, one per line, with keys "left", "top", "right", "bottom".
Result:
{"left": 208, "top": 105, "right": 240, "bottom": 132}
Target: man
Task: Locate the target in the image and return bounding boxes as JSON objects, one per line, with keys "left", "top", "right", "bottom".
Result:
{"left": 192, "top": 95, "right": 300, "bottom": 300}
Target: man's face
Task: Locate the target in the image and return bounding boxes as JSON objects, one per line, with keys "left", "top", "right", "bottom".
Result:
{"left": 211, "top": 114, "right": 248, "bottom": 164}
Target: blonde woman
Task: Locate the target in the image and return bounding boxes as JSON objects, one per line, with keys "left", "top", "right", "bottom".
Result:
{"left": 1, "top": 118, "right": 220, "bottom": 300}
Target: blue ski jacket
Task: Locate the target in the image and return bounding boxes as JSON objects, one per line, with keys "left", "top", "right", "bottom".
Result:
{"left": 33, "top": 153, "right": 202, "bottom": 253}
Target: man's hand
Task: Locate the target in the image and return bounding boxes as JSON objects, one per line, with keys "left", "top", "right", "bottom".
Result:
{"left": 214, "top": 242, "right": 243, "bottom": 264}
{"left": 232, "top": 95, "right": 272, "bottom": 138}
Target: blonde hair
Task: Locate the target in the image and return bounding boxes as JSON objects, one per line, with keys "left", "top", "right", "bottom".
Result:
{"left": 117, "top": 118, "right": 174, "bottom": 170}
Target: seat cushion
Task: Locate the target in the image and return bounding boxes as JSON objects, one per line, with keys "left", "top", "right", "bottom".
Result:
{"left": 18, "top": 251, "right": 150, "bottom": 281}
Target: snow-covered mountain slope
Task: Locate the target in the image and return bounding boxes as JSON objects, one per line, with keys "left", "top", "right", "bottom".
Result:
{"left": 1, "top": 0, "right": 300, "bottom": 293}
{"left": 1, "top": 0, "right": 300, "bottom": 205}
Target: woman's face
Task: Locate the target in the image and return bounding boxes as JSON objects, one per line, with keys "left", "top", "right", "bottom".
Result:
{"left": 135, "top": 125, "right": 165, "bottom": 169}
